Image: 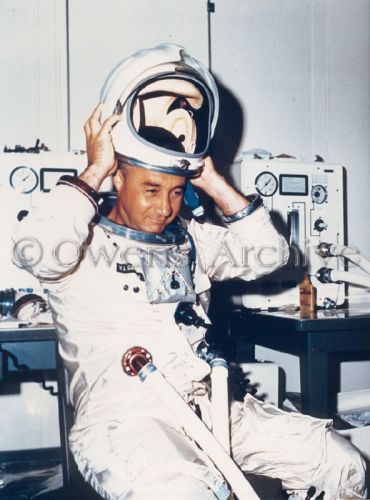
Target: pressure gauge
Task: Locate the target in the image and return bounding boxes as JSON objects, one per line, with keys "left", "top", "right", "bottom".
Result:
{"left": 255, "top": 171, "right": 278, "bottom": 197}
{"left": 311, "top": 184, "right": 327, "bottom": 204}
{"left": 9, "top": 166, "right": 39, "bottom": 194}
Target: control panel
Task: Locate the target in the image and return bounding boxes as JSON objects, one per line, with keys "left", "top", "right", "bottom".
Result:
{"left": 233, "top": 157, "right": 346, "bottom": 309}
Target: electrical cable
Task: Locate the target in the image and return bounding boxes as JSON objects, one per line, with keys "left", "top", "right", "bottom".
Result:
{"left": 329, "top": 244, "right": 370, "bottom": 274}
{"left": 318, "top": 269, "right": 370, "bottom": 288}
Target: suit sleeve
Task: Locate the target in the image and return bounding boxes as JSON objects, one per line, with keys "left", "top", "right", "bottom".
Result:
{"left": 11, "top": 183, "right": 97, "bottom": 280}
{"left": 189, "top": 206, "right": 289, "bottom": 282}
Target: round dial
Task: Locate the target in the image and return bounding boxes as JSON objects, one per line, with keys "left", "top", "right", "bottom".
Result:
{"left": 311, "top": 184, "right": 327, "bottom": 204}
{"left": 9, "top": 166, "right": 39, "bottom": 194}
{"left": 255, "top": 171, "right": 278, "bottom": 196}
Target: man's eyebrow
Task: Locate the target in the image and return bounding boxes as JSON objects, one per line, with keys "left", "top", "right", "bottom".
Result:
{"left": 142, "top": 181, "right": 184, "bottom": 190}
{"left": 143, "top": 181, "right": 161, "bottom": 187}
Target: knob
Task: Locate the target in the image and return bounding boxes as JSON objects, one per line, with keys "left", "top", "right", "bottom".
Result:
{"left": 314, "top": 218, "right": 328, "bottom": 232}
{"left": 316, "top": 242, "right": 333, "bottom": 258}
{"left": 316, "top": 267, "right": 333, "bottom": 283}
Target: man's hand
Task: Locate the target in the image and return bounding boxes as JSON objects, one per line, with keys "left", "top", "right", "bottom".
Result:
{"left": 190, "top": 156, "right": 222, "bottom": 193}
{"left": 191, "top": 156, "right": 250, "bottom": 216}
{"left": 80, "top": 104, "right": 121, "bottom": 190}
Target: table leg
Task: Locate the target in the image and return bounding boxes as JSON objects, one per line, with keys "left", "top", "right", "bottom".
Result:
{"left": 300, "top": 334, "right": 329, "bottom": 418}
{"left": 0, "top": 347, "right": 3, "bottom": 381}
{"left": 55, "top": 346, "right": 73, "bottom": 489}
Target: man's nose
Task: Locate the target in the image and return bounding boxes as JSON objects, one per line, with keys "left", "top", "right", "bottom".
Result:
{"left": 156, "top": 193, "right": 172, "bottom": 218}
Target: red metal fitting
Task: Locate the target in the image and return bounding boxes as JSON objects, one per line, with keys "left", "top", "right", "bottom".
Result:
{"left": 121, "top": 346, "right": 153, "bottom": 376}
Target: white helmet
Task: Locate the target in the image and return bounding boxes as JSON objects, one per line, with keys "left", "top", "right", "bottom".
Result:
{"left": 100, "top": 43, "right": 219, "bottom": 177}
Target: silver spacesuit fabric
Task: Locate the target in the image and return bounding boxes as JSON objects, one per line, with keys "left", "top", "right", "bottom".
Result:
{"left": 12, "top": 184, "right": 366, "bottom": 499}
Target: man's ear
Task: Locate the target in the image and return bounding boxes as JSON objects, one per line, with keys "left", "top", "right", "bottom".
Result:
{"left": 112, "top": 168, "right": 125, "bottom": 191}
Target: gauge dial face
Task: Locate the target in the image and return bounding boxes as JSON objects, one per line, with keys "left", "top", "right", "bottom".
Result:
{"left": 255, "top": 171, "right": 278, "bottom": 196}
{"left": 311, "top": 184, "right": 327, "bottom": 204}
{"left": 9, "top": 166, "right": 39, "bottom": 194}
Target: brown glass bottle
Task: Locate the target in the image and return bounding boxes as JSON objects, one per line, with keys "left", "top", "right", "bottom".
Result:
{"left": 299, "top": 273, "right": 317, "bottom": 318}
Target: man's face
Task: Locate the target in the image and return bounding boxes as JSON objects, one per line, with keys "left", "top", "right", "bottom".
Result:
{"left": 110, "top": 166, "right": 186, "bottom": 233}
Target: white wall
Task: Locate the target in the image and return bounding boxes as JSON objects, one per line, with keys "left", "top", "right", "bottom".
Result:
{"left": 0, "top": 0, "right": 68, "bottom": 151}
{"left": 68, "top": 0, "right": 209, "bottom": 151}
{"left": 0, "top": 0, "right": 208, "bottom": 151}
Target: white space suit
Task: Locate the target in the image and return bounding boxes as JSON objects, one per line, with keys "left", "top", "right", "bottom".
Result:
{"left": 12, "top": 182, "right": 366, "bottom": 499}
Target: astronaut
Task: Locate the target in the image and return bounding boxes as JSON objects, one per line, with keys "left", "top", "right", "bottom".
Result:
{"left": 12, "top": 44, "right": 366, "bottom": 499}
